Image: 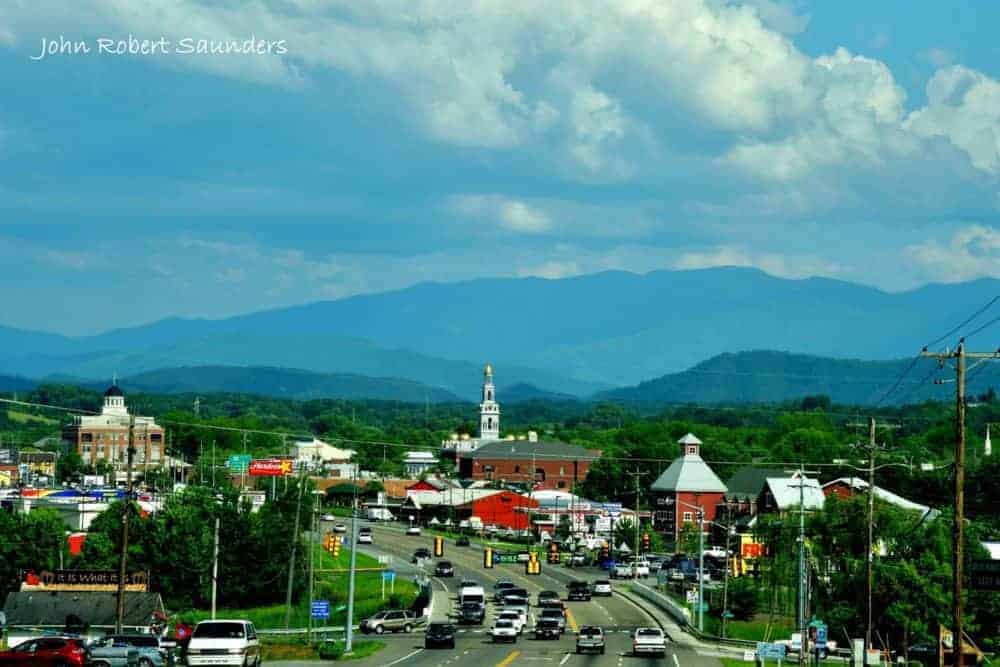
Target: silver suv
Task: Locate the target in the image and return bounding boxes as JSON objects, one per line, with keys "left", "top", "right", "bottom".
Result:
{"left": 360, "top": 610, "right": 418, "bottom": 634}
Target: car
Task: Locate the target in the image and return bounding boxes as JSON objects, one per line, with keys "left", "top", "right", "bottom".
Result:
{"left": 534, "top": 618, "right": 562, "bottom": 640}
{"left": 612, "top": 562, "right": 634, "bottom": 579}
{"left": 569, "top": 552, "right": 587, "bottom": 567}
{"left": 86, "top": 634, "right": 166, "bottom": 667}
{"left": 493, "top": 581, "right": 516, "bottom": 601}
{"left": 321, "top": 513, "right": 337, "bottom": 522}
{"left": 459, "top": 579, "right": 479, "bottom": 591}
{"left": 592, "top": 580, "right": 612, "bottom": 596}
{"left": 406, "top": 526, "right": 422, "bottom": 536}
{"left": 567, "top": 580, "right": 591, "bottom": 601}
{"left": 504, "top": 602, "right": 529, "bottom": 627}
{"left": 491, "top": 619, "right": 518, "bottom": 643}
{"left": 538, "top": 607, "right": 566, "bottom": 634}
{"left": 360, "top": 610, "right": 418, "bottom": 635}
{"left": 456, "top": 535, "right": 471, "bottom": 546}
{"left": 434, "top": 560, "right": 455, "bottom": 577}
{"left": 497, "top": 610, "right": 525, "bottom": 635}
{"left": 424, "top": 622, "right": 456, "bottom": 649}
{"left": 536, "top": 590, "right": 560, "bottom": 606}
{"left": 357, "top": 527, "right": 373, "bottom": 544}
{"left": 333, "top": 523, "right": 348, "bottom": 533}
{"left": 630, "top": 559, "right": 651, "bottom": 577}
{"left": 185, "top": 620, "right": 262, "bottom": 667}
{"left": 458, "top": 601, "right": 485, "bottom": 625}
{"left": 0, "top": 637, "right": 88, "bottom": 666}
{"left": 502, "top": 587, "right": 529, "bottom": 604}
{"left": 458, "top": 584, "right": 486, "bottom": 609}
{"left": 632, "top": 627, "right": 667, "bottom": 657}
{"left": 412, "top": 547, "right": 432, "bottom": 563}
{"left": 576, "top": 626, "right": 606, "bottom": 655}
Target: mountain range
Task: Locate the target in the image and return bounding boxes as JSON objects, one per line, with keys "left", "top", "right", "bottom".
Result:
{"left": 2, "top": 267, "right": 998, "bottom": 399}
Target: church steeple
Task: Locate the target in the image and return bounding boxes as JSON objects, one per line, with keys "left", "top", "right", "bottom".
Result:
{"left": 479, "top": 362, "right": 500, "bottom": 441}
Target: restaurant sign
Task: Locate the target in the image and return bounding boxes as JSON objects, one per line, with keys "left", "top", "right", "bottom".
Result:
{"left": 22, "top": 569, "right": 149, "bottom": 592}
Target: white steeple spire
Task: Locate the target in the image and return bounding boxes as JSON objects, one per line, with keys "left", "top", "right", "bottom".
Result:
{"left": 479, "top": 362, "right": 500, "bottom": 441}
{"left": 986, "top": 424, "right": 992, "bottom": 458}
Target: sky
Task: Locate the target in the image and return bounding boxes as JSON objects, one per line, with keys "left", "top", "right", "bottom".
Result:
{"left": 0, "top": 0, "right": 997, "bottom": 335}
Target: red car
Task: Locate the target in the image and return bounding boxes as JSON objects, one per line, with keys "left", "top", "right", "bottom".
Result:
{"left": 0, "top": 637, "right": 87, "bottom": 666}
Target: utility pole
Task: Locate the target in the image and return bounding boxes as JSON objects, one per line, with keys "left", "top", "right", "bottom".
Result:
{"left": 284, "top": 476, "right": 305, "bottom": 628}
{"left": 344, "top": 467, "right": 360, "bottom": 654}
{"left": 115, "top": 415, "right": 135, "bottom": 634}
{"left": 242, "top": 431, "right": 248, "bottom": 490}
{"left": 788, "top": 468, "right": 818, "bottom": 667}
{"left": 698, "top": 507, "right": 705, "bottom": 633}
{"left": 626, "top": 468, "right": 644, "bottom": 583}
{"left": 922, "top": 342, "right": 999, "bottom": 667}
{"left": 211, "top": 515, "right": 220, "bottom": 619}
{"left": 721, "top": 508, "right": 733, "bottom": 639}
{"left": 307, "top": 495, "right": 316, "bottom": 643}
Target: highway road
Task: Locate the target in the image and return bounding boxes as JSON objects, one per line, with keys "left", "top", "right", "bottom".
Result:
{"left": 332, "top": 523, "right": 725, "bottom": 667}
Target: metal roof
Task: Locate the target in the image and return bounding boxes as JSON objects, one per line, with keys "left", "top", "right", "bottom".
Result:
{"left": 823, "top": 477, "right": 937, "bottom": 519}
{"left": 471, "top": 440, "right": 598, "bottom": 461}
{"left": 725, "top": 467, "right": 775, "bottom": 500}
{"left": 2, "top": 591, "right": 163, "bottom": 628}
{"left": 650, "top": 454, "right": 727, "bottom": 493}
{"left": 765, "top": 475, "right": 825, "bottom": 511}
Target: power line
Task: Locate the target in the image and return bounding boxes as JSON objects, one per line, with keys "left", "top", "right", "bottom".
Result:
{"left": 925, "top": 296, "right": 999, "bottom": 349}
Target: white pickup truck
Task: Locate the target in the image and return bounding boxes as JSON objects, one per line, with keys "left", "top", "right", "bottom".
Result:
{"left": 777, "top": 633, "right": 837, "bottom": 658}
{"left": 632, "top": 627, "right": 667, "bottom": 657}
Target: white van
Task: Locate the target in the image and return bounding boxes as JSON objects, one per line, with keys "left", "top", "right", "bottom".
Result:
{"left": 458, "top": 584, "right": 486, "bottom": 608}
{"left": 185, "top": 619, "right": 261, "bottom": 666}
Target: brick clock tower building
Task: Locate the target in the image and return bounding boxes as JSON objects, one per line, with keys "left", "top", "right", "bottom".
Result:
{"left": 63, "top": 384, "right": 165, "bottom": 471}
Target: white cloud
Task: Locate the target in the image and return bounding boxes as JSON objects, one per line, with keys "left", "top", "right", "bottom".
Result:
{"left": 905, "top": 66, "right": 1000, "bottom": 173}
{"left": 451, "top": 195, "right": 552, "bottom": 234}
{"left": 904, "top": 225, "right": 1000, "bottom": 283}
{"left": 742, "top": 0, "right": 810, "bottom": 35}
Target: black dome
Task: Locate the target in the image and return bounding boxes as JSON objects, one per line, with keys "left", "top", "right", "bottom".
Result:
{"left": 104, "top": 385, "right": 124, "bottom": 398}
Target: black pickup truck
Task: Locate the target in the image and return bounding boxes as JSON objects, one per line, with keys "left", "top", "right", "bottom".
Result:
{"left": 567, "top": 580, "right": 592, "bottom": 601}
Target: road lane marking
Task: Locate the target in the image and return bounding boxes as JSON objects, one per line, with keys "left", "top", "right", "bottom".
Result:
{"left": 672, "top": 655, "right": 680, "bottom": 667}
{"left": 385, "top": 648, "right": 424, "bottom": 666}
{"left": 496, "top": 649, "right": 521, "bottom": 667}
{"left": 559, "top": 653, "right": 571, "bottom": 666}
{"left": 564, "top": 607, "right": 579, "bottom": 634}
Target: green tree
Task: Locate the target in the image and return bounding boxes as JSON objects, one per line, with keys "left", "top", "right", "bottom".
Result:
{"left": 56, "top": 451, "right": 85, "bottom": 483}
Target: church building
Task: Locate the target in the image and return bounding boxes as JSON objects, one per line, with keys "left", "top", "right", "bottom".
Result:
{"left": 440, "top": 363, "right": 503, "bottom": 456}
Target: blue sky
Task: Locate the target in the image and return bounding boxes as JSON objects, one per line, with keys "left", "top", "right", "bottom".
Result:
{"left": 0, "top": 0, "right": 997, "bottom": 335}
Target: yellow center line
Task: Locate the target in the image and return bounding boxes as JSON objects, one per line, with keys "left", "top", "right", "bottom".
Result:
{"left": 496, "top": 649, "right": 521, "bottom": 667}
{"left": 565, "top": 606, "right": 579, "bottom": 634}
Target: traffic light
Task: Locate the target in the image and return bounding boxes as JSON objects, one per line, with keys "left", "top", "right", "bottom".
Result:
{"left": 331, "top": 535, "right": 341, "bottom": 557}
{"left": 526, "top": 557, "right": 541, "bottom": 575}
{"left": 484, "top": 547, "right": 494, "bottom": 569}
{"left": 434, "top": 536, "right": 444, "bottom": 558}
{"left": 641, "top": 532, "right": 651, "bottom": 553}
{"left": 600, "top": 541, "right": 610, "bottom": 562}
{"left": 547, "top": 541, "right": 560, "bottom": 564}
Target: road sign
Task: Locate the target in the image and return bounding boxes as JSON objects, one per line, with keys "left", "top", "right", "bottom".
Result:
{"left": 694, "top": 602, "right": 709, "bottom": 613}
{"left": 311, "top": 600, "right": 330, "bottom": 619}
{"left": 494, "top": 553, "right": 520, "bottom": 564}
{"left": 686, "top": 589, "right": 698, "bottom": 604}
{"left": 757, "top": 642, "right": 787, "bottom": 660}
{"left": 226, "top": 454, "right": 250, "bottom": 472}
{"left": 382, "top": 570, "right": 396, "bottom": 582}
{"left": 971, "top": 559, "right": 1000, "bottom": 590}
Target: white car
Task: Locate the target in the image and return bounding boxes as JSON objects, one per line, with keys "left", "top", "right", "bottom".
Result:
{"left": 333, "top": 523, "right": 348, "bottom": 533}
{"left": 592, "top": 580, "right": 612, "bottom": 596}
{"left": 497, "top": 610, "right": 525, "bottom": 635}
{"left": 491, "top": 619, "right": 518, "bottom": 643}
{"left": 357, "top": 531, "right": 373, "bottom": 544}
{"left": 185, "top": 619, "right": 262, "bottom": 666}
{"left": 631, "top": 560, "right": 651, "bottom": 577}
{"left": 504, "top": 603, "right": 528, "bottom": 628}
{"left": 612, "top": 563, "right": 633, "bottom": 579}
{"left": 570, "top": 552, "right": 587, "bottom": 566}
{"left": 406, "top": 526, "right": 422, "bottom": 536}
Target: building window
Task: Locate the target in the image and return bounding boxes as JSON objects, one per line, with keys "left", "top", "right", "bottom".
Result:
{"left": 81, "top": 433, "right": 93, "bottom": 443}
{"left": 687, "top": 446, "right": 697, "bottom": 455}
{"left": 559, "top": 466, "right": 565, "bottom": 476}
{"left": 151, "top": 433, "right": 162, "bottom": 443}
{"left": 514, "top": 465, "right": 520, "bottom": 474}
{"left": 557, "top": 480, "right": 566, "bottom": 489}
{"left": 683, "top": 511, "right": 693, "bottom": 523}
{"left": 150, "top": 447, "right": 161, "bottom": 462}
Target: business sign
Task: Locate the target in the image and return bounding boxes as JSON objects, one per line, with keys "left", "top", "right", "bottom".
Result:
{"left": 248, "top": 458, "right": 294, "bottom": 477}
{"left": 22, "top": 570, "right": 149, "bottom": 592}
{"left": 226, "top": 454, "right": 251, "bottom": 472}
{"left": 82, "top": 474, "right": 106, "bottom": 487}
{"left": 311, "top": 600, "right": 330, "bottom": 619}
{"left": 756, "top": 642, "right": 787, "bottom": 660}
{"left": 971, "top": 559, "right": 1000, "bottom": 590}
{"left": 742, "top": 542, "right": 764, "bottom": 558}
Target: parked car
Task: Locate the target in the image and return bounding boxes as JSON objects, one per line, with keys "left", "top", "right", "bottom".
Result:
{"left": 458, "top": 601, "right": 486, "bottom": 625}
{"left": 434, "top": 560, "right": 455, "bottom": 577}
{"left": 534, "top": 618, "right": 562, "bottom": 640}
{"left": 576, "top": 626, "right": 606, "bottom": 655}
{"left": 87, "top": 634, "right": 165, "bottom": 667}
{"left": 185, "top": 619, "right": 261, "bottom": 667}
{"left": 406, "top": 526, "right": 422, "bottom": 536}
{"left": 357, "top": 527, "right": 373, "bottom": 544}
{"left": 424, "top": 623, "right": 456, "bottom": 649}
{"left": 0, "top": 637, "right": 88, "bottom": 666}
{"left": 632, "top": 627, "right": 667, "bottom": 657}
{"left": 360, "top": 610, "right": 418, "bottom": 634}
{"left": 491, "top": 619, "right": 518, "bottom": 643}
{"left": 567, "top": 580, "right": 592, "bottom": 601}
{"left": 592, "top": 580, "right": 612, "bottom": 596}
{"left": 412, "top": 547, "right": 432, "bottom": 563}
{"left": 455, "top": 535, "right": 470, "bottom": 546}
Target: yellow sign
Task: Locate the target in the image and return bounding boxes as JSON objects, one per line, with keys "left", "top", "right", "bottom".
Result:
{"left": 21, "top": 570, "right": 149, "bottom": 592}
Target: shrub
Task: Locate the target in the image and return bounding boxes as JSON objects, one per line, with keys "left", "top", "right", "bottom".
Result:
{"left": 318, "top": 640, "right": 344, "bottom": 660}
{"left": 728, "top": 578, "right": 759, "bottom": 621}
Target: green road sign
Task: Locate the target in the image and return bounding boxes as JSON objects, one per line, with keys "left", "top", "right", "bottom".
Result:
{"left": 494, "top": 553, "right": 520, "bottom": 564}
{"left": 226, "top": 454, "right": 251, "bottom": 472}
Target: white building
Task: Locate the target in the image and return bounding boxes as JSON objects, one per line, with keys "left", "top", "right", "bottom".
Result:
{"left": 403, "top": 451, "right": 439, "bottom": 479}
{"left": 441, "top": 363, "right": 504, "bottom": 456}
{"left": 293, "top": 438, "right": 358, "bottom": 479}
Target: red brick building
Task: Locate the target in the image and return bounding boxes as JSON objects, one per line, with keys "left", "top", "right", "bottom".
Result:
{"left": 62, "top": 385, "right": 165, "bottom": 472}
{"left": 650, "top": 434, "right": 728, "bottom": 544}
{"left": 460, "top": 438, "right": 600, "bottom": 491}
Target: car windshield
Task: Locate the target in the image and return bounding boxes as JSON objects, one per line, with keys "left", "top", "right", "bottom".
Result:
{"left": 438, "top": 561, "right": 452, "bottom": 567}
{"left": 637, "top": 629, "right": 662, "bottom": 637}
{"left": 595, "top": 580, "right": 610, "bottom": 586}
{"left": 429, "top": 624, "right": 453, "bottom": 633}
{"left": 193, "top": 622, "right": 246, "bottom": 639}
{"left": 499, "top": 611, "right": 518, "bottom": 619}
{"left": 542, "top": 609, "right": 562, "bottom": 617}
{"left": 580, "top": 627, "right": 602, "bottom": 637}
{"left": 495, "top": 620, "right": 513, "bottom": 628}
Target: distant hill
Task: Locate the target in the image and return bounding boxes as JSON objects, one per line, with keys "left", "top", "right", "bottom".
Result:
{"left": 1, "top": 268, "right": 998, "bottom": 390}
{"left": 501, "top": 383, "right": 579, "bottom": 404}
{"left": 96, "top": 366, "right": 463, "bottom": 403}
{"left": 0, "top": 374, "right": 36, "bottom": 393}
{"left": 598, "top": 350, "right": 1000, "bottom": 406}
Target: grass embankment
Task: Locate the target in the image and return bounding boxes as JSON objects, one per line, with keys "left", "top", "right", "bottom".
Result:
{"left": 263, "top": 639, "right": 385, "bottom": 661}
{"left": 659, "top": 583, "right": 794, "bottom": 642}
{"left": 7, "top": 409, "right": 57, "bottom": 425}
{"left": 179, "top": 540, "right": 418, "bottom": 629}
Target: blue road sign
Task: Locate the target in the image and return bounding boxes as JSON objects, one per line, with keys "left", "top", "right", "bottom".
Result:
{"left": 311, "top": 600, "right": 331, "bottom": 619}
{"left": 382, "top": 569, "right": 396, "bottom": 582}
{"left": 757, "top": 642, "right": 787, "bottom": 660}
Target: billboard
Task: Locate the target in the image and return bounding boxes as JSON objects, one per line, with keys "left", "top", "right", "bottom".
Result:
{"left": 22, "top": 569, "right": 149, "bottom": 592}
{"left": 248, "top": 458, "right": 294, "bottom": 477}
